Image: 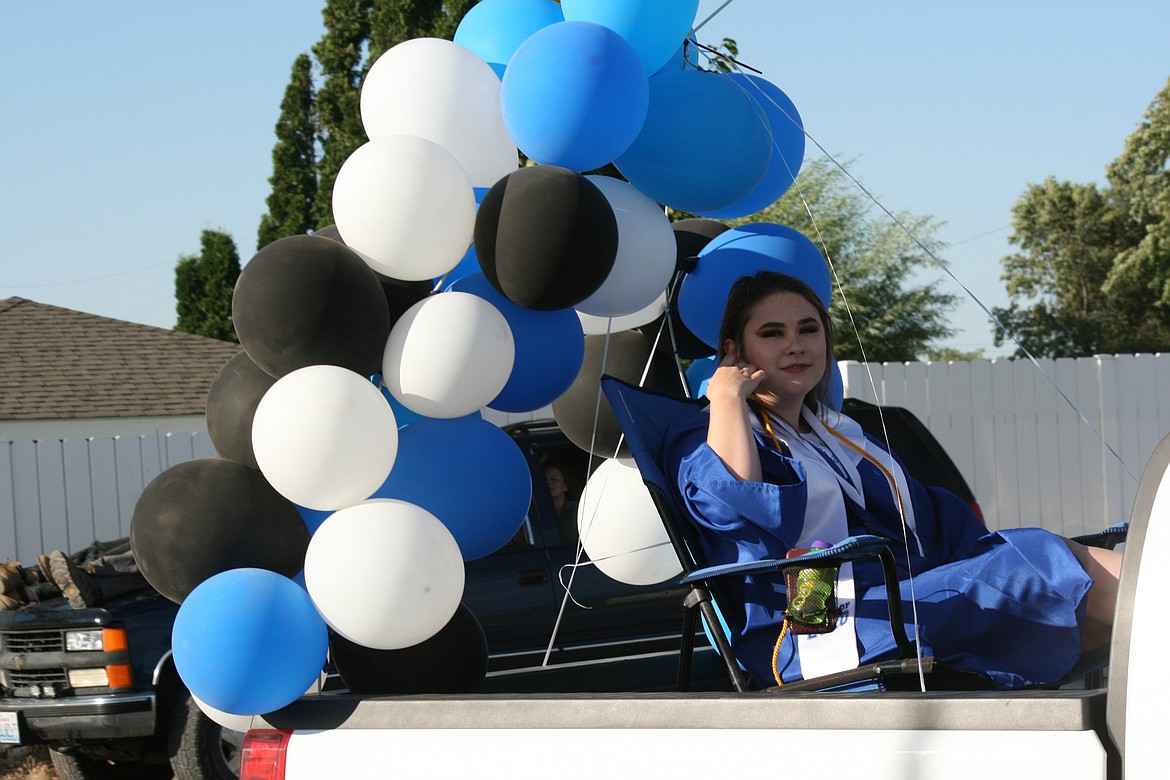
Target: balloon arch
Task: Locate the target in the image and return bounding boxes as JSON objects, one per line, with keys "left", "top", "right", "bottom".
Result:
{"left": 135, "top": 0, "right": 831, "bottom": 717}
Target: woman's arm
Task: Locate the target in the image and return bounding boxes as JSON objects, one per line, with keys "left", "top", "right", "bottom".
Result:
{"left": 705, "top": 352, "right": 765, "bottom": 482}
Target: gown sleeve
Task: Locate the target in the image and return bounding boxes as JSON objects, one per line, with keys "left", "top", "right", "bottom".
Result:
{"left": 663, "top": 407, "right": 811, "bottom": 554}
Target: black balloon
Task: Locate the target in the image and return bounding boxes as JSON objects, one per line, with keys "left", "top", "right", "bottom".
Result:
{"left": 312, "top": 225, "right": 433, "bottom": 329}
{"left": 552, "top": 331, "right": 683, "bottom": 458}
{"left": 130, "top": 459, "right": 310, "bottom": 603}
{"left": 311, "top": 224, "right": 343, "bottom": 242}
{"left": 377, "top": 275, "right": 433, "bottom": 331}
{"left": 329, "top": 604, "right": 488, "bottom": 695}
{"left": 205, "top": 351, "right": 276, "bottom": 470}
{"left": 232, "top": 234, "right": 391, "bottom": 378}
{"left": 673, "top": 217, "right": 731, "bottom": 260}
{"left": 637, "top": 218, "right": 731, "bottom": 359}
{"left": 474, "top": 166, "right": 618, "bottom": 311}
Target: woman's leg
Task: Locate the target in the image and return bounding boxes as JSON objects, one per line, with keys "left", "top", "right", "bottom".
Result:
{"left": 1063, "top": 539, "right": 1123, "bottom": 652}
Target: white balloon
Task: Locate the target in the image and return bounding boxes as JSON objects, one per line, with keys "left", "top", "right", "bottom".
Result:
{"left": 383, "top": 292, "right": 515, "bottom": 419}
{"left": 577, "top": 291, "right": 667, "bottom": 335}
{"left": 252, "top": 365, "right": 398, "bottom": 511}
{"left": 304, "top": 499, "right": 465, "bottom": 650}
{"left": 193, "top": 675, "right": 326, "bottom": 730}
{"left": 577, "top": 458, "right": 682, "bottom": 586}
{"left": 361, "top": 37, "right": 519, "bottom": 188}
{"left": 575, "top": 176, "right": 677, "bottom": 317}
{"left": 332, "top": 135, "right": 476, "bottom": 281}
{"left": 192, "top": 694, "right": 253, "bottom": 733}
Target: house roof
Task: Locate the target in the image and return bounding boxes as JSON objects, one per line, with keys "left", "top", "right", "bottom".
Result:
{"left": 0, "top": 298, "right": 242, "bottom": 421}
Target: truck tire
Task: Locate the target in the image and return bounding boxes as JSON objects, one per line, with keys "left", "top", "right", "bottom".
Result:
{"left": 48, "top": 747, "right": 173, "bottom": 780}
{"left": 168, "top": 692, "right": 242, "bottom": 780}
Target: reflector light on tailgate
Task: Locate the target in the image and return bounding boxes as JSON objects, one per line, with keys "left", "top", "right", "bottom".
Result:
{"left": 240, "top": 729, "right": 291, "bottom": 780}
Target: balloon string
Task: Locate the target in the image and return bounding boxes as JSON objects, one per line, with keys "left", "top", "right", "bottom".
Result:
{"left": 541, "top": 275, "right": 684, "bottom": 664}
{"left": 692, "top": 0, "right": 738, "bottom": 33}
{"left": 541, "top": 318, "right": 618, "bottom": 667}
{"left": 658, "top": 260, "right": 696, "bottom": 398}
{"left": 555, "top": 540, "right": 677, "bottom": 609}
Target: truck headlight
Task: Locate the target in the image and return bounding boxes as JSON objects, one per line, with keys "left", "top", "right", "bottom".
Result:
{"left": 67, "top": 668, "right": 110, "bottom": 688}
{"left": 65, "top": 629, "right": 104, "bottom": 652}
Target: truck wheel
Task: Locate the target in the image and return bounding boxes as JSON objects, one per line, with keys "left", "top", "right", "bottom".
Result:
{"left": 168, "top": 692, "right": 243, "bottom": 780}
{"left": 48, "top": 747, "right": 173, "bottom": 780}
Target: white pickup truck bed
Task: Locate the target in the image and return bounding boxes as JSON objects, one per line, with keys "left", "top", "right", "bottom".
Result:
{"left": 243, "top": 431, "right": 1170, "bottom": 780}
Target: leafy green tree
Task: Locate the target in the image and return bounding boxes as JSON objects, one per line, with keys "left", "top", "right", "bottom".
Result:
{"left": 995, "top": 77, "right": 1170, "bottom": 357}
{"left": 1103, "top": 76, "right": 1170, "bottom": 334}
{"left": 311, "top": 0, "right": 372, "bottom": 228}
{"left": 175, "top": 230, "right": 241, "bottom": 342}
{"left": 729, "top": 158, "right": 960, "bottom": 362}
{"left": 258, "top": 53, "right": 318, "bottom": 249}
{"left": 993, "top": 179, "right": 1136, "bottom": 356}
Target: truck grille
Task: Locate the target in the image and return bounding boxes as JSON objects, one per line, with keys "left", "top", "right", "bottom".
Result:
{"left": 7, "top": 667, "right": 68, "bottom": 688}
{"left": 4, "top": 630, "right": 64, "bottom": 654}
{"left": 2, "top": 629, "right": 69, "bottom": 691}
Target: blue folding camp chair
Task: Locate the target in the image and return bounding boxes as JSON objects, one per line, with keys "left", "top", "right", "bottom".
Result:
{"left": 600, "top": 374, "right": 948, "bottom": 693}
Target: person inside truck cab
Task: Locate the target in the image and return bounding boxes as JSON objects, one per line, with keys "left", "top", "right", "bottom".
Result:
{"left": 545, "top": 461, "right": 581, "bottom": 545}
{"left": 663, "top": 270, "right": 1122, "bottom": 690}
{"left": 1, "top": 537, "right": 150, "bottom": 610}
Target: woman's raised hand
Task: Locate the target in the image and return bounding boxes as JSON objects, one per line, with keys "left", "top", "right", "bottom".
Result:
{"left": 707, "top": 350, "right": 765, "bottom": 406}
{"left": 704, "top": 348, "right": 765, "bottom": 482}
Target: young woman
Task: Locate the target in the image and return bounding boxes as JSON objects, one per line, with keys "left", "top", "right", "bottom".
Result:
{"left": 663, "top": 271, "right": 1121, "bottom": 688}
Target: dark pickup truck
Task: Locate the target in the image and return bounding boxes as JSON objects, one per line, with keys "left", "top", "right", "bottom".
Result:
{"left": 0, "top": 400, "right": 978, "bottom": 779}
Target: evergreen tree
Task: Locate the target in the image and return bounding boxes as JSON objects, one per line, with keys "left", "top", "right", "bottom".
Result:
{"left": 175, "top": 230, "right": 241, "bottom": 342}
{"left": 255, "top": 0, "right": 478, "bottom": 244}
{"left": 730, "top": 159, "right": 959, "bottom": 362}
{"left": 367, "top": 0, "right": 476, "bottom": 65}
{"left": 311, "top": 0, "right": 373, "bottom": 228}
{"left": 258, "top": 53, "right": 318, "bottom": 249}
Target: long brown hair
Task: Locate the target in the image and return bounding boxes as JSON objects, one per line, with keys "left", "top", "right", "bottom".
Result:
{"left": 716, "top": 271, "right": 836, "bottom": 413}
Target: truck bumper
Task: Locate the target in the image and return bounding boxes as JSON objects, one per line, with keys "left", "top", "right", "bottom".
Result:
{"left": 0, "top": 691, "right": 156, "bottom": 743}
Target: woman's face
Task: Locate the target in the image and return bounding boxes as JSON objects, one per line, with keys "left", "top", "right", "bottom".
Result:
{"left": 544, "top": 466, "right": 567, "bottom": 500}
{"left": 724, "top": 291, "right": 828, "bottom": 413}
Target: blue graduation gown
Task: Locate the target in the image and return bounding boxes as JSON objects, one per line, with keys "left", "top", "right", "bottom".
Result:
{"left": 663, "top": 405, "right": 1093, "bottom": 689}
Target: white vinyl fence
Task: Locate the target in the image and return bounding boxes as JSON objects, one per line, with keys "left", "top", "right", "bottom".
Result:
{"left": 840, "top": 354, "right": 1170, "bottom": 538}
{"left": 3, "top": 355, "right": 1168, "bottom": 564}
{"left": 0, "top": 431, "right": 217, "bottom": 565}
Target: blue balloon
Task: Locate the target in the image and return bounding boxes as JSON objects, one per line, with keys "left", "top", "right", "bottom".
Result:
{"left": 702, "top": 74, "right": 806, "bottom": 219}
{"left": 654, "top": 40, "right": 688, "bottom": 74}
{"left": 614, "top": 68, "right": 771, "bottom": 216}
{"left": 448, "top": 272, "right": 585, "bottom": 413}
{"left": 677, "top": 223, "right": 832, "bottom": 351}
{"left": 295, "top": 504, "right": 332, "bottom": 535}
{"left": 502, "top": 21, "right": 649, "bottom": 172}
{"left": 172, "top": 569, "right": 328, "bottom": 715}
{"left": 370, "top": 371, "right": 425, "bottom": 427}
{"left": 454, "top": 0, "right": 564, "bottom": 79}
{"left": 436, "top": 188, "right": 489, "bottom": 288}
{"left": 372, "top": 416, "right": 532, "bottom": 560}
{"left": 561, "top": 0, "right": 700, "bottom": 75}
{"left": 442, "top": 244, "right": 482, "bottom": 287}
{"left": 685, "top": 355, "right": 716, "bottom": 398}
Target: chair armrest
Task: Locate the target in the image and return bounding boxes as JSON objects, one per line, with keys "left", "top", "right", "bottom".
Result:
{"left": 679, "top": 535, "right": 889, "bottom": 585}
{"left": 1071, "top": 522, "right": 1129, "bottom": 550}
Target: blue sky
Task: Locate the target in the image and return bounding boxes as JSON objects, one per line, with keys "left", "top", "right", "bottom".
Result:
{"left": 2, "top": 0, "right": 1168, "bottom": 356}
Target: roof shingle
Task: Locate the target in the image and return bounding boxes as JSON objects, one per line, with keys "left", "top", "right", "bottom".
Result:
{"left": 0, "top": 298, "right": 242, "bottom": 420}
